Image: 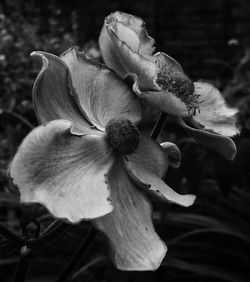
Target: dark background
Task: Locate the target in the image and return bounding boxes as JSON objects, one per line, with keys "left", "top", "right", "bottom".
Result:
{"left": 0, "top": 0, "right": 250, "bottom": 281}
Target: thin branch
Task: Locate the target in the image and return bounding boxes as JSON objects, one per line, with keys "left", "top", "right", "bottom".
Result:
{"left": 42, "top": 219, "right": 66, "bottom": 235}
{"left": 1, "top": 219, "right": 69, "bottom": 282}
{"left": 27, "top": 220, "right": 69, "bottom": 250}
{"left": 55, "top": 227, "right": 98, "bottom": 282}
{"left": 150, "top": 112, "right": 168, "bottom": 140}
{"left": 13, "top": 247, "right": 32, "bottom": 282}
{"left": 5, "top": 110, "right": 34, "bottom": 129}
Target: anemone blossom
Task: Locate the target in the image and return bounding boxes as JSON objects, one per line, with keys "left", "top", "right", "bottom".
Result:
{"left": 99, "top": 11, "right": 239, "bottom": 160}
{"left": 9, "top": 47, "right": 195, "bottom": 271}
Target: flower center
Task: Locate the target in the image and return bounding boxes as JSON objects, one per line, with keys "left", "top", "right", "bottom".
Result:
{"left": 105, "top": 117, "right": 140, "bottom": 155}
{"left": 156, "top": 69, "right": 200, "bottom": 115}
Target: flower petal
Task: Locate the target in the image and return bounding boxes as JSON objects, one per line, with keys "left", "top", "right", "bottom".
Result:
{"left": 108, "top": 11, "right": 155, "bottom": 55}
{"left": 99, "top": 24, "right": 158, "bottom": 91}
{"left": 124, "top": 73, "right": 141, "bottom": 95}
{"left": 60, "top": 47, "right": 142, "bottom": 130}
{"left": 161, "top": 142, "right": 181, "bottom": 168}
{"left": 175, "top": 117, "right": 237, "bottom": 160}
{"left": 31, "top": 51, "right": 91, "bottom": 135}
{"left": 193, "top": 82, "right": 240, "bottom": 137}
{"left": 141, "top": 90, "right": 190, "bottom": 116}
{"left": 124, "top": 136, "right": 195, "bottom": 207}
{"left": 154, "top": 52, "right": 183, "bottom": 73}
{"left": 99, "top": 24, "right": 128, "bottom": 77}
{"left": 128, "top": 136, "right": 169, "bottom": 178}
{"left": 93, "top": 159, "right": 167, "bottom": 271}
{"left": 10, "top": 120, "right": 114, "bottom": 222}
{"left": 109, "top": 19, "right": 140, "bottom": 53}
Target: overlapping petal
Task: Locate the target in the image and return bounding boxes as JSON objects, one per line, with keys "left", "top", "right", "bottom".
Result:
{"left": 99, "top": 13, "right": 195, "bottom": 117}
{"left": 99, "top": 12, "right": 240, "bottom": 154}
{"left": 60, "top": 47, "right": 142, "bottom": 130}
{"left": 93, "top": 160, "right": 167, "bottom": 271}
{"left": 109, "top": 20, "right": 141, "bottom": 53}
{"left": 160, "top": 141, "right": 181, "bottom": 168}
{"left": 154, "top": 52, "right": 183, "bottom": 73}
{"left": 108, "top": 11, "right": 155, "bottom": 55}
{"left": 10, "top": 120, "right": 114, "bottom": 222}
{"left": 99, "top": 12, "right": 187, "bottom": 96}
{"left": 174, "top": 117, "right": 237, "bottom": 160}
{"left": 31, "top": 51, "right": 91, "bottom": 135}
{"left": 141, "top": 90, "right": 190, "bottom": 116}
{"left": 12, "top": 33, "right": 200, "bottom": 271}
{"left": 123, "top": 136, "right": 195, "bottom": 206}
{"left": 99, "top": 20, "right": 158, "bottom": 91}
{"left": 193, "top": 82, "right": 239, "bottom": 137}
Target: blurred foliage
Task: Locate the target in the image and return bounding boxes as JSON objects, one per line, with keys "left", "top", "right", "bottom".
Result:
{"left": 1, "top": 0, "right": 250, "bottom": 282}
{"left": 0, "top": 1, "right": 76, "bottom": 193}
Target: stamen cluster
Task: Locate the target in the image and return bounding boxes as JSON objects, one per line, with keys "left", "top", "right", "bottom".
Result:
{"left": 156, "top": 69, "right": 200, "bottom": 115}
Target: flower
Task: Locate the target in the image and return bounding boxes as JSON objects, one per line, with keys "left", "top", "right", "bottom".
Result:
{"left": 99, "top": 11, "right": 239, "bottom": 160}
{"left": 9, "top": 47, "right": 195, "bottom": 271}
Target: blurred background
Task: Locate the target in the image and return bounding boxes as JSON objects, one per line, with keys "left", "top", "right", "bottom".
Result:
{"left": 0, "top": 0, "right": 250, "bottom": 281}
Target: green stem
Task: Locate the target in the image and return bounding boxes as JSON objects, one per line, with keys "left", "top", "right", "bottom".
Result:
{"left": 55, "top": 228, "right": 98, "bottom": 282}
{"left": 150, "top": 112, "right": 168, "bottom": 140}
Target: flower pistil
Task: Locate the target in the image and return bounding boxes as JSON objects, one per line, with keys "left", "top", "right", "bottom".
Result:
{"left": 155, "top": 68, "right": 200, "bottom": 115}
{"left": 105, "top": 117, "right": 140, "bottom": 155}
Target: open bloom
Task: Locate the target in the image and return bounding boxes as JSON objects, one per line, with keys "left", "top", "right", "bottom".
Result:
{"left": 9, "top": 47, "right": 195, "bottom": 270}
{"left": 99, "top": 11, "right": 239, "bottom": 160}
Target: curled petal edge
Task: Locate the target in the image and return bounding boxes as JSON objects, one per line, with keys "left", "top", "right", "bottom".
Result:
{"left": 93, "top": 159, "right": 167, "bottom": 271}
{"left": 61, "top": 46, "right": 142, "bottom": 129}
{"left": 105, "top": 26, "right": 160, "bottom": 91}
{"left": 175, "top": 117, "right": 237, "bottom": 161}
{"left": 31, "top": 51, "right": 92, "bottom": 136}
{"left": 107, "top": 11, "right": 156, "bottom": 56}
{"left": 123, "top": 137, "right": 195, "bottom": 207}
{"left": 10, "top": 119, "right": 114, "bottom": 222}
{"left": 160, "top": 142, "right": 181, "bottom": 168}
{"left": 153, "top": 52, "right": 184, "bottom": 73}
{"left": 193, "top": 82, "right": 240, "bottom": 137}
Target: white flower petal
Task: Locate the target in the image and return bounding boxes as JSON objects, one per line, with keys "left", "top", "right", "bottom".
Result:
{"left": 99, "top": 24, "right": 158, "bottom": 91}
{"left": 124, "top": 136, "right": 195, "bottom": 206}
{"left": 174, "top": 117, "right": 237, "bottom": 160}
{"left": 161, "top": 142, "right": 181, "bottom": 168}
{"left": 109, "top": 11, "right": 155, "bottom": 55}
{"left": 141, "top": 90, "right": 190, "bottom": 116}
{"left": 112, "top": 20, "right": 140, "bottom": 52}
{"left": 31, "top": 51, "right": 92, "bottom": 135}
{"left": 154, "top": 52, "right": 183, "bottom": 73}
{"left": 10, "top": 120, "right": 114, "bottom": 222}
{"left": 60, "top": 47, "right": 142, "bottom": 130}
{"left": 193, "top": 82, "right": 240, "bottom": 137}
{"left": 93, "top": 159, "right": 167, "bottom": 271}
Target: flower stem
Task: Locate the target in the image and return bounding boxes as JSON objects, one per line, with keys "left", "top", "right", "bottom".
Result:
{"left": 27, "top": 220, "right": 69, "bottom": 250}
{"left": 4, "top": 110, "right": 34, "bottom": 129}
{"left": 55, "top": 227, "right": 98, "bottom": 282}
{"left": 150, "top": 112, "right": 168, "bottom": 140}
{"left": 1, "top": 220, "right": 69, "bottom": 282}
{"left": 13, "top": 247, "right": 32, "bottom": 282}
